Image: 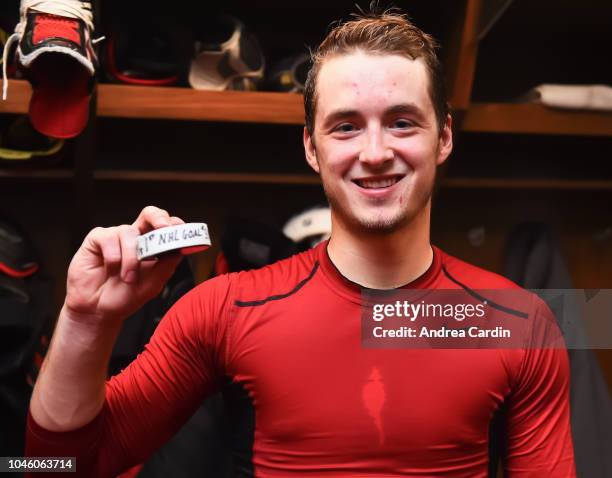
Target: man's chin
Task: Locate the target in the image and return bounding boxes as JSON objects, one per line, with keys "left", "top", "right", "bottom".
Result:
{"left": 325, "top": 187, "right": 424, "bottom": 235}
{"left": 350, "top": 213, "right": 409, "bottom": 235}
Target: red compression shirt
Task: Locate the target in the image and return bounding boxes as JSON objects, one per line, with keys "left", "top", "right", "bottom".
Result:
{"left": 25, "top": 242, "right": 576, "bottom": 477}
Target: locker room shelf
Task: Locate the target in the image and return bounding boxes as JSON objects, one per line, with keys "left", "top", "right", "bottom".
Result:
{"left": 94, "top": 169, "right": 321, "bottom": 185}
{"left": 2, "top": 167, "right": 609, "bottom": 190}
{"left": 97, "top": 84, "right": 305, "bottom": 124}
{"left": 463, "top": 103, "right": 612, "bottom": 137}
{"left": 92, "top": 169, "right": 612, "bottom": 190}
{"left": 0, "top": 80, "right": 305, "bottom": 125}
{"left": 442, "top": 177, "right": 612, "bottom": 190}
{"left": 2, "top": 80, "right": 611, "bottom": 136}
{"left": 0, "top": 168, "right": 74, "bottom": 179}
{"left": 0, "top": 79, "right": 31, "bottom": 115}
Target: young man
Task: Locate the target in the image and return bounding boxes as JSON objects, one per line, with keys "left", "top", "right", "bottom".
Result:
{"left": 26, "top": 12, "right": 576, "bottom": 477}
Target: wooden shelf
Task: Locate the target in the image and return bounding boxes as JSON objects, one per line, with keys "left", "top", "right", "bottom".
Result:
{"left": 0, "top": 80, "right": 304, "bottom": 125}
{"left": 1, "top": 163, "right": 609, "bottom": 190}
{"left": 443, "top": 177, "right": 612, "bottom": 190}
{"left": 2, "top": 80, "right": 610, "bottom": 136}
{"left": 97, "top": 84, "right": 305, "bottom": 124}
{"left": 463, "top": 103, "right": 612, "bottom": 136}
{"left": 94, "top": 169, "right": 320, "bottom": 185}
{"left": 95, "top": 170, "right": 612, "bottom": 190}
{"left": 0, "top": 79, "right": 30, "bottom": 115}
{"left": 0, "top": 168, "right": 73, "bottom": 179}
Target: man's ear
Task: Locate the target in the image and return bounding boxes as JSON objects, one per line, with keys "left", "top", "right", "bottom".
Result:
{"left": 436, "top": 113, "right": 453, "bottom": 166}
{"left": 303, "top": 127, "right": 320, "bottom": 173}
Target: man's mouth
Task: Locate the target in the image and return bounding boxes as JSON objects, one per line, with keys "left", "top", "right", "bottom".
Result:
{"left": 352, "top": 175, "right": 404, "bottom": 189}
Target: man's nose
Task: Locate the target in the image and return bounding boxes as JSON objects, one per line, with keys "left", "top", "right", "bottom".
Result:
{"left": 359, "top": 129, "right": 394, "bottom": 166}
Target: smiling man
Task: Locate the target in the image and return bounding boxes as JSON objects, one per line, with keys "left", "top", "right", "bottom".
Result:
{"left": 26, "top": 11, "right": 576, "bottom": 478}
{"left": 303, "top": 38, "right": 451, "bottom": 290}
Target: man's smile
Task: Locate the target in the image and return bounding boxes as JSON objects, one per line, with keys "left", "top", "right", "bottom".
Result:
{"left": 351, "top": 174, "right": 406, "bottom": 192}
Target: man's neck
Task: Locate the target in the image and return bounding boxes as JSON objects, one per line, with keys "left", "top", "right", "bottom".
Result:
{"left": 327, "top": 205, "right": 433, "bottom": 290}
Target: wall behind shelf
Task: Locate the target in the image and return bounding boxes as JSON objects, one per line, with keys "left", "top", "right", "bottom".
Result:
{"left": 448, "top": 132, "right": 612, "bottom": 180}
{"left": 472, "top": 0, "right": 612, "bottom": 102}
{"left": 0, "top": 182, "right": 75, "bottom": 313}
{"left": 98, "top": 0, "right": 462, "bottom": 89}
{"left": 95, "top": 118, "right": 311, "bottom": 174}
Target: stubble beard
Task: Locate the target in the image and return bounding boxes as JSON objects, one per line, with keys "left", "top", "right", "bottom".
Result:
{"left": 321, "top": 173, "right": 434, "bottom": 236}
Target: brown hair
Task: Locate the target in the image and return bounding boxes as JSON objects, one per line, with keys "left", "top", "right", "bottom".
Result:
{"left": 304, "top": 10, "right": 449, "bottom": 137}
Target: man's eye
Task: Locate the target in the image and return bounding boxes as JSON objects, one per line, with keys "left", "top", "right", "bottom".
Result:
{"left": 392, "top": 119, "right": 414, "bottom": 129}
{"left": 335, "top": 123, "right": 356, "bottom": 133}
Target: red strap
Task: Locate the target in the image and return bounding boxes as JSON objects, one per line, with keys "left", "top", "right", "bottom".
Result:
{"left": 0, "top": 261, "right": 38, "bottom": 277}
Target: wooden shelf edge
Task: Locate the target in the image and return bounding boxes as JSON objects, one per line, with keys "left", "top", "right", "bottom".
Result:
{"left": 0, "top": 79, "right": 31, "bottom": 115}
{"left": 96, "top": 170, "right": 612, "bottom": 190}
{"left": 0, "top": 168, "right": 73, "bottom": 179}
{"left": 94, "top": 169, "right": 321, "bottom": 185}
{"left": 0, "top": 80, "right": 305, "bottom": 124}
{"left": 443, "top": 178, "right": 612, "bottom": 190}
{"left": 463, "top": 103, "right": 612, "bottom": 136}
{"left": 97, "top": 84, "right": 305, "bottom": 125}
{"left": 2, "top": 80, "right": 611, "bottom": 136}
{"left": 2, "top": 166, "right": 609, "bottom": 190}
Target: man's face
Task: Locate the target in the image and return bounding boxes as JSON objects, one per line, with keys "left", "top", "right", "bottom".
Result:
{"left": 304, "top": 51, "right": 452, "bottom": 234}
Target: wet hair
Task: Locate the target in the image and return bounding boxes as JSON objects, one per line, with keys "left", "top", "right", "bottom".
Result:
{"left": 304, "top": 9, "right": 449, "bottom": 137}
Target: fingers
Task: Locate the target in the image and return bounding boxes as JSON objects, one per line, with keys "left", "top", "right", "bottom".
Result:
{"left": 84, "top": 225, "right": 141, "bottom": 284}
{"left": 81, "top": 207, "right": 185, "bottom": 286}
{"left": 132, "top": 206, "right": 185, "bottom": 233}
{"left": 121, "top": 213, "right": 183, "bottom": 284}
{"left": 117, "top": 225, "right": 140, "bottom": 283}
{"left": 85, "top": 227, "right": 121, "bottom": 273}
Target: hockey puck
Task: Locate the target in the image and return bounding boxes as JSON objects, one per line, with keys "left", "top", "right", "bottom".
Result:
{"left": 136, "top": 223, "right": 211, "bottom": 260}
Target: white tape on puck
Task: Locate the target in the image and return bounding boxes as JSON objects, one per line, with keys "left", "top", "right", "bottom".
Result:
{"left": 136, "top": 223, "right": 211, "bottom": 260}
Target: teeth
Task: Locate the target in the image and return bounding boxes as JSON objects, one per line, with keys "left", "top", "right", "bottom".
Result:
{"left": 357, "top": 177, "right": 399, "bottom": 189}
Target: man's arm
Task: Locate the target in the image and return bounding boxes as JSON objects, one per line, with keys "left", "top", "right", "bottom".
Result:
{"left": 29, "top": 307, "right": 122, "bottom": 432}
{"left": 504, "top": 297, "right": 576, "bottom": 477}
{"left": 24, "top": 206, "right": 217, "bottom": 476}
{"left": 30, "top": 206, "right": 183, "bottom": 431}
{"left": 26, "top": 274, "right": 231, "bottom": 476}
